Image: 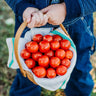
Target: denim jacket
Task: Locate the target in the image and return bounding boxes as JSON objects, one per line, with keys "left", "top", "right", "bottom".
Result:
{"left": 5, "top": 0, "right": 96, "bottom": 26}
{"left": 5, "top": 0, "right": 95, "bottom": 30}
{"left": 5, "top": 0, "right": 96, "bottom": 73}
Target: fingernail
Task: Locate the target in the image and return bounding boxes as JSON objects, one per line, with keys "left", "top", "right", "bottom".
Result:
{"left": 44, "top": 14, "right": 48, "bottom": 19}
{"left": 23, "top": 18, "right": 25, "bottom": 21}
{"left": 27, "top": 18, "right": 30, "bottom": 23}
{"left": 44, "top": 14, "right": 47, "bottom": 18}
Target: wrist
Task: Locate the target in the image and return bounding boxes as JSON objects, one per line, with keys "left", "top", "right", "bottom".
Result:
{"left": 61, "top": 2, "right": 67, "bottom": 18}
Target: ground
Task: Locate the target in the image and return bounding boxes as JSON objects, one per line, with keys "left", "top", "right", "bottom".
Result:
{"left": 0, "top": 1, "right": 96, "bottom": 96}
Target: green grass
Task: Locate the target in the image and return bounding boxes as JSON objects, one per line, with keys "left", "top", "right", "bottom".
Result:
{"left": 91, "top": 93, "right": 96, "bottom": 96}
{"left": 0, "top": 1, "right": 16, "bottom": 96}
{"left": 0, "top": 1, "right": 96, "bottom": 96}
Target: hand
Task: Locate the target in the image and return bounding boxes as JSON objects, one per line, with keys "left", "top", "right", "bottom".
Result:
{"left": 23, "top": 7, "right": 48, "bottom": 28}
{"left": 23, "top": 7, "right": 39, "bottom": 23}
{"left": 41, "top": 3, "right": 66, "bottom": 25}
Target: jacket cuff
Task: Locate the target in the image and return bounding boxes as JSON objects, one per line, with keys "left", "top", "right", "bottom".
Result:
{"left": 15, "top": 0, "right": 38, "bottom": 16}
{"left": 64, "top": 0, "right": 82, "bottom": 21}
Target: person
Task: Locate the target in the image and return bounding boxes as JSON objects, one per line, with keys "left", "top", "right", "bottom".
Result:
{"left": 5, "top": 0, "right": 96, "bottom": 96}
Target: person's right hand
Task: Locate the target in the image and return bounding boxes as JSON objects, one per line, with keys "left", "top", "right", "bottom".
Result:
{"left": 23, "top": 7, "right": 48, "bottom": 28}
{"left": 41, "top": 3, "right": 66, "bottom": 25}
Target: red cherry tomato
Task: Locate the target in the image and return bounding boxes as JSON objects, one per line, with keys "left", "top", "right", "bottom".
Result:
{"left": 45, "top": 50, "right": 54, "bottom": 58}
{"left": 33, "top": 34, "right": 43, "bottom": 42}
{"left": 50, "top": 41, "right": 60, "bottom": 50}
{"left": 61, "top": 58, "right": 71, "bottom": 68}
{"left": 25, "top": 58, "right": 35, "bottom": 69}
{"left": 55, "top": 49, "right": 65, "bottom": 59}
{"left": 38, "top": 55, "right": 49, "bottom": 67}
{"left": 43, "top": 35, "right": 53, "bottom": 42}
{"left": 50, "top": 57, "right": 60, "bottom": 68}
{"left": 56, "top": 65, "right": 67, "bottom": 76}
{"left": 32, "top": 52, "right": 42, "bottom": 61}
{"left": 25, "top": 41, "right": 39, "bottom": 53}
{"left": 53, "top": 35, "right": 62, "bottom": 41}
{"left": 32, "top": 66, "right": 46, "bottom": 78}
{"left": 47, "top": 68, "right": 56, "bottom": 78}
{"left": 21, "top": 49, "right": 31, "bottom": 59}
{"left": 65, "top": 50, "right": 73, "bottom": 59}
{"left": 60, "top": 39, "right": 71, "bottom": 50}
{"left": 39, "top": 41, "right": 50, "bottom": 53}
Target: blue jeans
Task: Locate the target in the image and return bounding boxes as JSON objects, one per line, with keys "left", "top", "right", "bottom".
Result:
{"left": 9, "top": 67, "right": 94, "bottom": 96}
{"left": 64, "top": 16, "right": 95, "bottom": 96}
{"left": 64, "top": 68, "right": 94, "bottom": 96}
{"left": 10, "top": 69, "right": 41, "bottom": 96}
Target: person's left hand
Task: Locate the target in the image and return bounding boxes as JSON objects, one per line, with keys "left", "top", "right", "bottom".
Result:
{"left": 23, "top": 7, "right": 48, "bottom": 28}
{"left": 27, "top": 11, "right": 48, "bottom": 28}
{"left": 41, "top": 3, "right": 66, "bottom": 25}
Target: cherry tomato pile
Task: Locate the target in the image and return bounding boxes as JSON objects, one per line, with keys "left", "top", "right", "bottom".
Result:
{"left": 21, "top": 34, "right": 73, "bottom": 79}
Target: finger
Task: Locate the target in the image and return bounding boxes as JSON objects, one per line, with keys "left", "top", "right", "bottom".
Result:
{"left": 41, "top": 14, "right": 48, "bottom": 26}
{"left": 32, "top": 12, "right": 41, "bottom": 26}
{"left": 40, "top": 7, "right": 49, "bottom": 14}
{"left": 23, "top": 13, "right": 32, "bottom": 23}
{"left": 23, "top": 8, "right": 39, "bottom": 23}
{"left": 27, "top": 16, "right": 35, "bottom": 28}
{"left": 48, "top": 19, "right": 57, "bottom": 25}
{"left": 35, "top": 14, "right": 48, "bottom": 27}
{"left": 37, "top": 11, "right": 44, "bottom": 25}
{"left": 45, "top": 11, "right": 52, "bottom": 20}
{"left": 45, "top": 12, "right": 58, "bottom": 25}
{"left": 48, "top": 20, "right": 59, "bottom": 25}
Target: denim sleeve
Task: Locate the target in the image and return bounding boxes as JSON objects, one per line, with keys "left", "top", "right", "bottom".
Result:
{"left": 64, "top": 0, "right": 96, "bottom": 22}
{"left": 5, "top": 0, "right": 38, "bottom": 16}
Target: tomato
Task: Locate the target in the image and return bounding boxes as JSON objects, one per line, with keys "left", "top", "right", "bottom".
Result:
{"left": 43, "top": 35, "right": 53, "bottom": 42}
{"left": 53, "top": 35, "right": 62, "bottom": 41}
{"left": 32, "top": 66, "right": 46, "bottom": 78}
{"left": 38, "top": 55, "right": 49, "bottom": 67}
{"left": 25, "top": 41, "right": 39, "bottom": 53}
{"left": 60, "top": 39, "right": 71, "bottom": 50}
{"left": 65, "top": 50, "right": 73, "bottom": 59}
{"left": 46, "top": 68, "right": 56, "bottom": 78}
{"left": 33, "top": 34, "right": 43, "bottom": 42}
{"left": 25, "top": 58, "right": 35, "bottom": 69}
{"left": 55, "top": 49, "right": 65, "bottom": 59}
{"left": 21, "top": 49, "right": 31, "bottom": 59}
{"left": 50, "top": 57, "right": 60, "bottom": 68}
{"left": 50, "top": 41, "right": 60, "bottom": 50}
{"left": 32, "top": 52, "right": 42, "bottom": 61}
{"left": 56, "top": 65, "right": 67, "bottom": 76}
{"left": 45, "top": 50, "right": 54, "bottom": 58}
{"left": 61, "top": 58, "right": 71, "bottom": 68}
{"left": 39, "top": 41, "right": 50, "bottom": 53}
